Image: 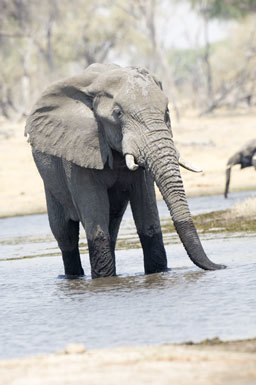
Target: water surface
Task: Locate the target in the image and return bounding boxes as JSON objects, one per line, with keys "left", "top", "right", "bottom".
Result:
{"left": 0, "top": 190, "right": 255, "bottom": 358}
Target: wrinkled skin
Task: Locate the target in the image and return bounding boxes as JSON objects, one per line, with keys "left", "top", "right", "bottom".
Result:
{"left": 26, "top": 63, "right": 225, "bottom": 278}
{"left": 224, "top": 139, "right": 256, "bottom": 199}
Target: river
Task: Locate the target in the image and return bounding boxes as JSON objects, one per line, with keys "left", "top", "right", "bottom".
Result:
{"left": 0, "top": 190, "right": 255, "bottom": 358}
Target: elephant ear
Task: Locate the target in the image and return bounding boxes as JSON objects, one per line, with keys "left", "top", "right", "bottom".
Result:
{"left": 25, "top": 66, "right": 116, "bottom": 169}
{"left": 151, "top": 74, "right": 163, "bottom": 90}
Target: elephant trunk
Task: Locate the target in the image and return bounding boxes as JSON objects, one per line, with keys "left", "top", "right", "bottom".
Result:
{"left": 224, "top": 166, "right": 231, "bottom": 199}
{"left": 141, "top": 134, "right": 225, "bottom": 270}
{"left": 224, "top": 152, "right": 241, "bottom": 199}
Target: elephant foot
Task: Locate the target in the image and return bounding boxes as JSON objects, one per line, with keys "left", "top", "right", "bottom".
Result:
{"left": 91, "top": 271, "right": 116, "bottom": 279}
{"left": 145, "top": 267, "right": 170, "bottom": 275}
{"left": 88, "top": 229, "right": 116, "bottom": 278}
{"left": 57, "top": 274, "right": 85, "bottom": 279}
{"left": 62, "top": 249, "right": 84, "bottom": 277}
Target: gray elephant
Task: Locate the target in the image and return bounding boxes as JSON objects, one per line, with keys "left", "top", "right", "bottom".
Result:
{"left": 224, "top": 139, "right": 256, "bottom": 198}
{"left": 25, "top": 63, "right": 225, "bottom": 278}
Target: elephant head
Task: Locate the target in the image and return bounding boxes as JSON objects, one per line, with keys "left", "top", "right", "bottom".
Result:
{"left": 26, "top": 63, "right": 225, "bottom": 270}
{"left": 224, "top": 139, "right": 256, "bottom": 198}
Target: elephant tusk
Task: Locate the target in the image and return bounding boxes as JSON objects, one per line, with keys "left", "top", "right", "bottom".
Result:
{"left": 125, "top": 154, "right": 139, "bottom": 171}
{"left": 179, "top": 157, "right": 203, "bottom": 173}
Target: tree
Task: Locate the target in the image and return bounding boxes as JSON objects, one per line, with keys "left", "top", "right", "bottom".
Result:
{"left": 0, "top": 0, "right": 182, "bottom": 119}
{"left": 190, "top": 0, "right": 256, "bottom": 19}
{"left": 109, "top": 0, "right": 181, "bottom": 117}
{"left": 180, "top": 0, "right": 256, "bottom": 113}
{"left": 0, "top": 0, "right": 131, "bottom": 118}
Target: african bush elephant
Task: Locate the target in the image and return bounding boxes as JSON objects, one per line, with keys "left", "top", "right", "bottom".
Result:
{"left": 25, "top": 63, "right": 225, "bottom": 278}
{"left": 224, "top": 139, "right": 256, "bottom": 198}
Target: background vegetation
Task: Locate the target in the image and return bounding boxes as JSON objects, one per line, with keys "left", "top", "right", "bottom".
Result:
{"left": 0, "top": 0, "right": 256, "bottom": 119}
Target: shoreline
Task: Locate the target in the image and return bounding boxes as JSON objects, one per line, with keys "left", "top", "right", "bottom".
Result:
{"left": 1, "top": 112, "right": 256, "bottom": 218}
{"left": 1, "top": 185, "right": 256, "bottom": 219}
{"left": 1, "top": 339, "right": 256, "bottom": 385}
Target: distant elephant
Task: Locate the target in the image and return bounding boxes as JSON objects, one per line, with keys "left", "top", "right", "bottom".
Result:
{"left": 224, "top": 139, "right": 256, "bottom": 198}
{"left": 25, "top": 63, "right": 225, "bottom": 278}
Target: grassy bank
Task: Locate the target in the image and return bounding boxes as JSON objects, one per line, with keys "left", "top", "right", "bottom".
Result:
{"left": 107, "top": 197, "right": 256, "bottom": 252}
{"left": 194, "top": 196, "right": 256, "bottom": 233}
{"left": 160, "top": 196, "right": 256, "bottom": 236}
{"left": 184, "top": 337, "right": 256, "bottom": 353}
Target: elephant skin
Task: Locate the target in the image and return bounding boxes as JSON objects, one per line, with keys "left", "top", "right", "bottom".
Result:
{"left": 25, "top": 63, "right": 225, "bottom": 278}
{"left": 224, "top": 139, "right": 256, "bottom": 198}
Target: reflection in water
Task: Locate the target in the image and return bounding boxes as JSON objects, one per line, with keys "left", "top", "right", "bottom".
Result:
{"left": 56, "top": 269, "right": 205, "bottom": 299}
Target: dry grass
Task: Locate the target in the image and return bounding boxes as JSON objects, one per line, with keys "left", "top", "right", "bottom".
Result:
{"left": 189, "top": 195, "right": 256, "bottom": 234}
{"left": 228, "top": 196, "right": 256, "bottom": 218}
{"left": 172, "top": 109, "right": 256, "bottom": 198}
{"left": 219, "top": 196, "right": 256, "bottom": 232}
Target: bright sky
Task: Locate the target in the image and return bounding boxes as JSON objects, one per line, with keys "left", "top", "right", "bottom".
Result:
{"left": 160, "top": 2, "right": 233, "bottom": 49}
{"left": 112, "top": 1, "right": 234, "bottom": 66}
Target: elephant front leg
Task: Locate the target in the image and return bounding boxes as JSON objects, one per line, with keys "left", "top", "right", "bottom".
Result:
{"left": 71, "top": 174, "right": 116, "bottom": 278}
{"left": 130, "top": 170, "right": 168, "bottom": 274}
{"left": 87, "top": 226, "right": 116, "bottom": 279}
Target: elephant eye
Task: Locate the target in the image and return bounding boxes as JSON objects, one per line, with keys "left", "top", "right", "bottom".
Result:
{"left": 113, "top": 107, "right": 123, "bottom": 119}
{"left": 164, "top": 109, "right": 171, "bottom": 128}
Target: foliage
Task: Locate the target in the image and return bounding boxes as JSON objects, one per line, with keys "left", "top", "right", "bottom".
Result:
{"left": 0, "top": 0, "right": 168, "bottom": 118}
{"left": 189, "top": 0, "right": 256, "bottom": 19}
{"left": 0, "top": 0, "right": 256, "bottom": 119}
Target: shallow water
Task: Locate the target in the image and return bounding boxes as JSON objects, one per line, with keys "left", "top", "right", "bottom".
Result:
{"left": 0, "top": 191, "right": 256, "bottom": 358}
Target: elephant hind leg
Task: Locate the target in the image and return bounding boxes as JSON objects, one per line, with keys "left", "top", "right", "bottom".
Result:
{"left": 45, "top": 188, "right": 84, "bottom": 277}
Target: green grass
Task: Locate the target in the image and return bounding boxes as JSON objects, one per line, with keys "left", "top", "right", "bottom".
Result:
{"left": 161, "top": 206, "right": 256, "bottom": 235}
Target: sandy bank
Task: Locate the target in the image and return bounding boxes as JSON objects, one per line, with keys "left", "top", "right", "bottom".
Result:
{"left": 0, "top": 341, "right": 256, "bottom": 385}
{"left": 0, "top": 111, "right": 256, "bottom": 218}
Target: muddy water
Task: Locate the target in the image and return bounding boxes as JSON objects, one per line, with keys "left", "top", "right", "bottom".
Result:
{"left": 0, "top": 191, "right": 256, "bottom": 358}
